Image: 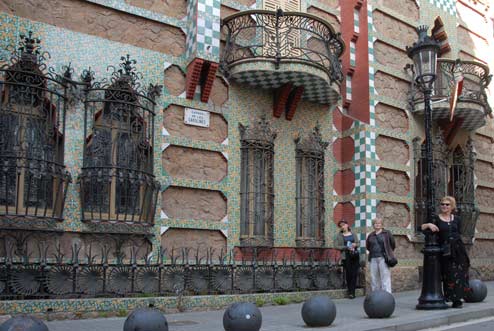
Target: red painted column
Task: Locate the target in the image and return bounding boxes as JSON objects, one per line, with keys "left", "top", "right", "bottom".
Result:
{"left": 339, "top": 0, "right": 370, "bottom": 123}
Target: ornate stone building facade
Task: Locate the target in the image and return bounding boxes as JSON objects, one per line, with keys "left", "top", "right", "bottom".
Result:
{"left": 0, "top": 0, "right": 493, "bottom": 313}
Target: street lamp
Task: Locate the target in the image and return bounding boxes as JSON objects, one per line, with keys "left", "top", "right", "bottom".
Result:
{"left": 407, "top": 26, "right": 448, "bottom": 310}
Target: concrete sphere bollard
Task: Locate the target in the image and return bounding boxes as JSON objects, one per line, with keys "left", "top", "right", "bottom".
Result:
{"left": 223, "top": 302, "right": 262, "bottom": 331}
{"left": 0, "top": 315, "right": 49, "bottom": 331}
{"left": 363, "top": 290, "right": 395, "bottom": 318}
{"left": 301, "top": 295, "right": 337, "bottom": 327}
{"left": 123, "top": 308, "right": 168, "bottom": 331}
{"left": 465, "top": 279, "right": 488, "bottom": 303}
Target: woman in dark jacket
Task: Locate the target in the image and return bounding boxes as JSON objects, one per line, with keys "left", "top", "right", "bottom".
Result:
{"left": 420, "top": 196, "right": 470, "bottom": 308}
{"left": 335, "top": 219, "right": 360, "bottom": 298}
{"left": 366, "top": 217, "right": 396, "bottom": 293}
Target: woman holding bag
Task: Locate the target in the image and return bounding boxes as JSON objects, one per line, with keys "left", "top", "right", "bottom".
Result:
{"left": 366, "top": 217, "right": 396, "bottom": 293}
{"left": 420, "top": 196, "right": 470, "bottom": 308}
{"left": 336, "top": 219, "right": 360, "bottom": 299}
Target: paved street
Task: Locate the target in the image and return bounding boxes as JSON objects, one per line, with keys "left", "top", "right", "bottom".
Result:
{"left": 420, "top": 316, "right": 494, "bottom": 331}
{"left": 45, "top": 282, "right": 494, "bottom": 331}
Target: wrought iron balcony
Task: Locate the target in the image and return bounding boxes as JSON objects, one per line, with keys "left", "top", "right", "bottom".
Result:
{"left": 79, "top": 56, "right": 161, "bottom": 228}
{"left": 0, "top": 32, "right": 71, "bottom": 229}
{"left": 410, "top": 59, "right": 492, "bottom": 131}
{"left": 221, "top": 10, "right": 344, "bottom": 105}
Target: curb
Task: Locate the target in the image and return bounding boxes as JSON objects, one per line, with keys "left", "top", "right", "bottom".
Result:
{"left": 367, "top": 307, "right": 494, "bottom": 331}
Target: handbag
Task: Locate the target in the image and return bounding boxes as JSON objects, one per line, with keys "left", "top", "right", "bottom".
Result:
{"left": 384, "top": 255, "right": 398, "bottom": 267}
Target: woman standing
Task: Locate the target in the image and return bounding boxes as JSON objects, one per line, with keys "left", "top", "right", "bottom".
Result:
{"left": 366, "top": 217, "right": 396, "bottom": 293}
{"left": 420, "top": 196, "right": 470, "bottom": 308}
{"left": 336, "top": 219, "right": 360, "bottom": 298}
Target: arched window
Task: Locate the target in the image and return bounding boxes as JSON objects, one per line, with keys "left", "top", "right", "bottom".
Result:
{"left": 413, "top": 134, "right": 479, "bottom": 242}
{"left": 295, "top": 125, "right": 327, "bottom": 247}
{"left": 0, "top": 32, "right": 70, "bottom": 223}
{"left": 239, "top": 117, "right": 276, "bottom": 247}
{"left": 80, "top": 55, "right": 160, "bottom": 226}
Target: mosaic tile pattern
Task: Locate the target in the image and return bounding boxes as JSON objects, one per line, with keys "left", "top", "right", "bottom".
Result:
{"left": 428, "top": 0, "right": 457, "bottom": 16}
{"left": 186, "top": 0, "right": 221, "bottom": 62}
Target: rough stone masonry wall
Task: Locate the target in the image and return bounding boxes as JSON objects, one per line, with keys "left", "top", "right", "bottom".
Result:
{"left": 372, "top": 0, "right": 421, "bottom": 292}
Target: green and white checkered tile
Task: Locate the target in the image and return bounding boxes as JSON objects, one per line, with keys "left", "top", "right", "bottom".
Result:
{"left": 429, "top": 0, "right": 457, "bottom": 16}
{"left": 231, "top": 69, "right": 340, "bottom": 104}
{"left": 355, "top": 198, "right": 378, "bottom": 228}
{"left": 354, "top": 165, "right": 366, "bottom": 194}
{"left": 186, "top": 0, "right": 198, "bottom": 60}
{"left": 354, "top": 8, "right": 360, "bottom": 33}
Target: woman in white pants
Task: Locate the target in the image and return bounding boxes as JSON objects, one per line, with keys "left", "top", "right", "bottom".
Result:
{"left": 365, "top": 217, "right": 396, "bottom": 293}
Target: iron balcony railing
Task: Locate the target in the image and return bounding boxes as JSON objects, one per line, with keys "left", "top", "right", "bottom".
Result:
{"left": 410, "top": 59, "right": 492, "bottom": 115}
{"left": 221, "top": 10, "right": 345, "bottom": 84}
{"left": 0, "top": 32, "right": 71, "bottom": 225}
{"left": 79, "top": 56, "right": 161, "bottom": 227}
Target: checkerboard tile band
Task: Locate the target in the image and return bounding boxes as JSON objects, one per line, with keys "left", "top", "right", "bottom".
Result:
{"left": 354, "top": 8, "right": 360, "bottom": 33}
{"left": 350, "top": 41, "right": 356, "bottom": 67}
{"left": 231, "top": 70, "right": 340, "bottom": 104}
{"left": 415, "top": 105, "right": 486, "bottom": 131}
{"left": 186, "top": 0, "right": 198, "bottom": 60}
{"left": 429, "top": 0, "right": 457, "bottom": 16}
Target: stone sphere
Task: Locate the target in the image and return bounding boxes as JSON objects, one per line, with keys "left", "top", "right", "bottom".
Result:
{"left": 223, "top": 302, "right": 262, "bottom": 331}
{"left": 0, "top": 315, "right": 48, "bottom": 331}
{"left": 301, "top": 295, "right": 337, "bottom": 327}
{"left": 123, "top": 308, "right": 168, "bottom": 331}
{"left": 364, "top": 290, "right": 395, "bottom": 318}
{"left": 465, "top": 279, "right": 488, "bottom": 303}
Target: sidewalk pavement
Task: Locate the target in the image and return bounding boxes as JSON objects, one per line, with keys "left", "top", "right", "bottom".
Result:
{"left": 46, "top": 282, "right": 494, "bottom": 331}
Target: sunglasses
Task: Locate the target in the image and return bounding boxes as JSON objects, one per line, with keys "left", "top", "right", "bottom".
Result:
{"left": 440, "top": 203, "right": 450, "bottom": 206}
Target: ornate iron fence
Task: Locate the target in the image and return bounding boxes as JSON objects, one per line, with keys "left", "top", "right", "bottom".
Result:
{"left": 0, "top": 243, "right": 350, "bottom": 300}
{"left": 221, "top": 9, "right": 344, "bottom": 83}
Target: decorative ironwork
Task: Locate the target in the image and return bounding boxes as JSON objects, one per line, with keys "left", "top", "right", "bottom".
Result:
{"left": 221, "top": 10, "right": 344, "bottom": 83}
{"left": 409, "top": 59, "right": 492, "bottom": 116}
{"left": 239, "top": 116, "right": 276, "bottom": 247}
{"left": 0, "top": 32, "right": 71, "bottom": 225}
{"left": 414, "top": 135, "right": 479, "bottom": 239}
{"left": 0, "top": 235, "right": 348, "bottom": 299}
{"left": 295, "top": 125, "right": 328, "bottom": 248}
{"left": 79, "top": 55, "right": 161, "bottom": 227}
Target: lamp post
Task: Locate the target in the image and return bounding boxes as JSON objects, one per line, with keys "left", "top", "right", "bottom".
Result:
{"left": 407, "top": 26, "right": 448, "bottom": 310}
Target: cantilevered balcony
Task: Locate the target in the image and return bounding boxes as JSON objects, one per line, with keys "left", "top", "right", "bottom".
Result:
{"left": 220, "top": 10, "right": 344, "bottom": 108}
{"left": 410, "top": 59, "right": 492, "bottom": 131}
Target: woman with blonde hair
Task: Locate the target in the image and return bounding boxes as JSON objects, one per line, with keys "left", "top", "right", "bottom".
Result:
{"left": 420, "top": 196, "right": 470, "bottom": 308}
{"left": 366, "top": 217, "right": 396, "bottom": 293}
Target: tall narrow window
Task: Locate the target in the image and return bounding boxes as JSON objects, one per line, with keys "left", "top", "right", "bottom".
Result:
{"left": 295, "top": 126, "right": 327, "bottom": 247}
{"left": 0, "top": 32, "right": 70, "bottom": 223}
{"left": 80, "top": 55, "right": 160, "bottom": 226}
{"left": 239, "top": 117, "right": 276, "bottom": 247}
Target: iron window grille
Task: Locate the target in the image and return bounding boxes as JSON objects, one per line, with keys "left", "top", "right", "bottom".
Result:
{"left": 295, "top": 126, "right": 328, "bottom": 248}
{"left": 79, "top": 55, "right": 160, "bottom": 227}
{"left": 239, "top": 117, "right": 276, "bottom": 247}
{"left": 413, "top": 134, "right": 479, "bottom": 242}
{"left": 0, "top": 32, "right": 71, "bottom": 225}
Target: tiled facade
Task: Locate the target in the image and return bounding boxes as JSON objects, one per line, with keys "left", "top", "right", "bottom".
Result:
{"left": 1, "top": 0, "right": 494, "bottom": 313}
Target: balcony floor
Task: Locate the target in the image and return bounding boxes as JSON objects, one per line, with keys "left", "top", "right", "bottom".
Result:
{"left": 228, "top": 60, "right": 341, "bottom": 105}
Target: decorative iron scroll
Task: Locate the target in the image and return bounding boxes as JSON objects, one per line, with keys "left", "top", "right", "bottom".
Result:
{"left": 79, "top": 55, "right": 161, "bottom": 227}
{"left": 0, "top": 241, "right": 348, "bottom": 300}
{"left": 221, "top": 10, "right": 344, "bottom": 83}
{"left": 0, "top": 32, "right": 71, "bottom": 224}
{"left": 409, "top": 59, "right": 492, "bottom": 115}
